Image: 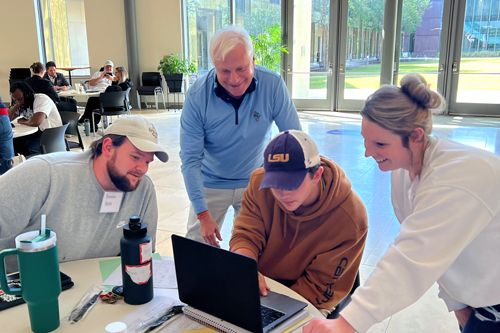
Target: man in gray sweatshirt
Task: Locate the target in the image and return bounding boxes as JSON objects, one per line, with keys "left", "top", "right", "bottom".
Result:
{"left": 0, "top": 115, "right": 168, "bottom": 272}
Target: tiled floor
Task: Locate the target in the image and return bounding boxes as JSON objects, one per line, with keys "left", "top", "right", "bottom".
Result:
{"left": 79, "top": 110, "right": 500, "bottom": 332}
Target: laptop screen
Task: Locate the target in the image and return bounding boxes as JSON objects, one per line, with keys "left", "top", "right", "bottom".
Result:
{"left": 172, "top": 235, "right": 264, "bottom": 333}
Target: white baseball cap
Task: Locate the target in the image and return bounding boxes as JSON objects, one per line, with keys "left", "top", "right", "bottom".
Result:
{"left": 104, "top": 115, "right": 168, "bottom": 162}
{"left": 104, "top": 60, "right": 114, "bottom": 67}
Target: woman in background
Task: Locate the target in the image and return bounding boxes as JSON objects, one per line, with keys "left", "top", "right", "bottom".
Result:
{"left": 304, "top": 74, "right": 500, "bottom": 333}
{"left": 112, "top": 66, "right": 133, "bottom": 91}
{"left": 25, "top": 62, "right": 60, "bottom": 104}
{"left": 25, "top": 62, "right": 76, "bottom": 111}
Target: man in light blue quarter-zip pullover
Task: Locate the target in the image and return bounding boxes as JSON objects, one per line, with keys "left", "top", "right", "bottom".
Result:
{"left": 180, "top": 25, "right": 301, "bottom": 247}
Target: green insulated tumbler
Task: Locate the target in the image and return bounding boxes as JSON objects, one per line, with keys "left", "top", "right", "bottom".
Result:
{"left": 0, "top": 229, "right": 61, "bottom": 333}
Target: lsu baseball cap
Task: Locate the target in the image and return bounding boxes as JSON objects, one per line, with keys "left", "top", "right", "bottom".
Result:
{"left": 259, "top": 130, "right": 320, "bottom": 191}
{"left": 104, "top": 60, "right": 114, "bottom": 67}
{"left": 104, "top": 115, "right": 168, "bottom": 162}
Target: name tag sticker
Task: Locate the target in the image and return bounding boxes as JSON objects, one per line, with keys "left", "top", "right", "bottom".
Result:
{"left": 100, "top": 192, "right": 124, "bottom": 213}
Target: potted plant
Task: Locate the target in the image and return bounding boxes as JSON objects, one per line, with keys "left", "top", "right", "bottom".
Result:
{"left": 158, "top": 53, "right": 197, "bottom": 93}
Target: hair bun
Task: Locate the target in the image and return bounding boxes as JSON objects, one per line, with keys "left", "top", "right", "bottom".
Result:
{"left": 400, "top": 73, "right": 444, "bottom": 112}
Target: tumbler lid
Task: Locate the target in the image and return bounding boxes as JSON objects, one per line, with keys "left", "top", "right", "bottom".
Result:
{"left": 105, "top": 322, "right": 127, "bottom": 333}
{"left": 16, "top": 229, "right": 57, "bottom": 252}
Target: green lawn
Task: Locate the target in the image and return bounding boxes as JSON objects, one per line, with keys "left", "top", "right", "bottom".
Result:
{"left": 309, "top": 58, "right": 500, "bottom": 90}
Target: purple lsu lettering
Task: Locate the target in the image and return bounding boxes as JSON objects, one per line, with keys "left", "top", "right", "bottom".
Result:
{"left": 315, "top": 257, "right": 348, "bottom": 306}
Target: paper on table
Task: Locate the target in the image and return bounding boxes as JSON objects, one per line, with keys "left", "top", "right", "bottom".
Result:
{"left": 102, "top": 257, "right": 177, "bottom": 288}
{"left": 118, "top": 296, "right": 179, "bottom": 331}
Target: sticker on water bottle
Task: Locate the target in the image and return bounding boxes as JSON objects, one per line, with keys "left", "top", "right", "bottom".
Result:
{"left": 140, "top": 242, "right": 152, "bottom": 264}
{"left": 125, "top": 263, "right": 151, "bottom": 285}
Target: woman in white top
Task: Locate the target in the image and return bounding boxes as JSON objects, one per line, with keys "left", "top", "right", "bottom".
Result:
{"left": 304, "top": 74, "right": 500, "bottom": 333}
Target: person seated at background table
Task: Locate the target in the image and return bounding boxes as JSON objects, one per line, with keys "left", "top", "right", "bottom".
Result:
{"left": 78, "top": 66, "right": 133, "bottom": 132}
{"left": 25, "top": 62, "right": 60, "bottom": 104}
{"left": 112, "top": 66, "right": 133, "bottom": 91}
{"left": 304, "top": 74, "right": 500, "bottom": 333}
{"left": 89, "top": 60, "right": 114, "bottom": 89}
{"left": 25, "top": 62, "right": 76, "bottom": 112}
{"left": 0, "top": 115, "right": 168, "bottom": 273}
{"left": 181, "top": 25, "right": 301, "bottom": 248}
{"left": 43, "top": 61, "right": 70, "bottom": 91}
{"left": 0, "top": 96, "right": 14, "bottom": 175}
{"left": 8, "top": 81, "right": 62, "bottom": 156}
{"left": 230, "top": 130, "right": 368, "bottom": 317}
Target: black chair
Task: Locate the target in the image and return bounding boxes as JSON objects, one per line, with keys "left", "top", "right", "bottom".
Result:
{"left": 40, "top": 124, "right": 70, "bottom": 154}
{"left": 10, "top": 68, "right": 31, "bottom": 81}
{"left": 9, "top": 68, "right": 32, "bottom": 105}
{"left": 327, "top": 271, "right": 360, "bottom": 319}
{"left": 92, "top": 91, "right": 129, "bottom": 137}
{"left": 136, "top": 72, "right": 166, "bottom": 111}
{"left": 59, "top": 111, "right": 84, "bottom": 151}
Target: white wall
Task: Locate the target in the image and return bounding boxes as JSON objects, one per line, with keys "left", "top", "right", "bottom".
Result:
{"left": 0, "top": 0, "right": 40, "bottom": 102}
{"left": 0, "top": 0, "right": 183, "bottom": 103}
{"left": 136, "top": 0, "right": 183, "bottom": 73}
{"left": 84, "top": 0, "right": 128, "bottom": 75}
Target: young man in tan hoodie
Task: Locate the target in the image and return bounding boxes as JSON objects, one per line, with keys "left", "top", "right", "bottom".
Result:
{"left": 230, "top": 130, "right": 368, "bottom": 316}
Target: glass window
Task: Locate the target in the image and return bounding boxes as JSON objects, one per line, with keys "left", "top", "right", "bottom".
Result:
{"left": 343, "top": 0, "right": 384, "bottom": 101}
{"left": 36, "top": 0, "right": 90, "bottom": 76}
{"left": 237, "top": 0, "right": 283, "bottom": 73}
{"left": 185, "top": 0, "right": 231, "bottom": 77}
{"left": 184, "top": 0, "right": 283, "bottom": 77}
{"left": 290, "top": 0, "right": 330, "bottom": 100}
{"left": 398, "top": 0, "right": 442, "bottom": 90}
{"left": 456, "top": 0, "right": 500, "bottom": 104}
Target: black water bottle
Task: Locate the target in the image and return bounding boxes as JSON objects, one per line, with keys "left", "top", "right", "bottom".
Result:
{"left": 120, "top": 216, "right": 154, "bottom": 305}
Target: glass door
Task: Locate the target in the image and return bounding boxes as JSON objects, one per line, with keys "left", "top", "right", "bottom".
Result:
{"left": 285, "top": 0, "right": 337, "bottom": 110}
{"left": 395, "top": 0, "right": 449, "bottom": 94}
{"left": 447, "top": 0, "right": 500, "bottom": 115}
{"left": 337, "top": 0, "right": 385, "bottom": 111}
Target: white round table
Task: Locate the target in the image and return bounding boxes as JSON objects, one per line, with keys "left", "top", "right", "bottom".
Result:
{"left": 11, "top": 123, "right": 38, "bottom": 138}
{"left": 0, "top": 257, "right": 322, "bottom": 332}
{"left": 58, "top": 90, "right": 102, "bottom": 98}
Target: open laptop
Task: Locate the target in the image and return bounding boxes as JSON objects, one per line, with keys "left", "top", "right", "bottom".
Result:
{"left": 172, "top": 235, "right": 308, "bottom": 333}
{"left": 80, "top": 79, "right": 101, "bottom": 93}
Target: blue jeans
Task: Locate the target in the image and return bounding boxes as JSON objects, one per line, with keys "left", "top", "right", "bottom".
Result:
{"left": 0, "top": 115, "right": 14, "bottom": 174}
{"left": 461, "top": 304, "right": 500, "bottom": 333}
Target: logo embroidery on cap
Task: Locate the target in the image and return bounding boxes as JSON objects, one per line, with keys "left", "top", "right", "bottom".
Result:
{"left": 268, "top": 154, "right": 289, "bottom": 162}
{"left": 149, "top": 125, "right": 158, "bottom": 143}
{"left": 253, "top": 111, "right": 260, "bottom": 122}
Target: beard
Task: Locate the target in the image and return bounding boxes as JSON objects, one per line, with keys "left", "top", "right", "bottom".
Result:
{"left": 106, "top": 157, "right": 141, "bottom": 192}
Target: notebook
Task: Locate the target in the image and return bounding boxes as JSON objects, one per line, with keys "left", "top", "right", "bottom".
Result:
{"left": 172, "top": 235, "right": 309, "bottom": 333}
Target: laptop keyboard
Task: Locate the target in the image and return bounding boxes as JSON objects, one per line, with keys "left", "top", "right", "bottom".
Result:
{"left": 261, "top": 305, "right": 285, "bottom": 327}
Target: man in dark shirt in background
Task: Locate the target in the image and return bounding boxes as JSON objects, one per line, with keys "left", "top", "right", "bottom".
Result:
{"left": 25, "top": 62, "right": 76, "bottom": 112}
{"left": 43, "top": 61, "right": 70, "bottom": 91}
